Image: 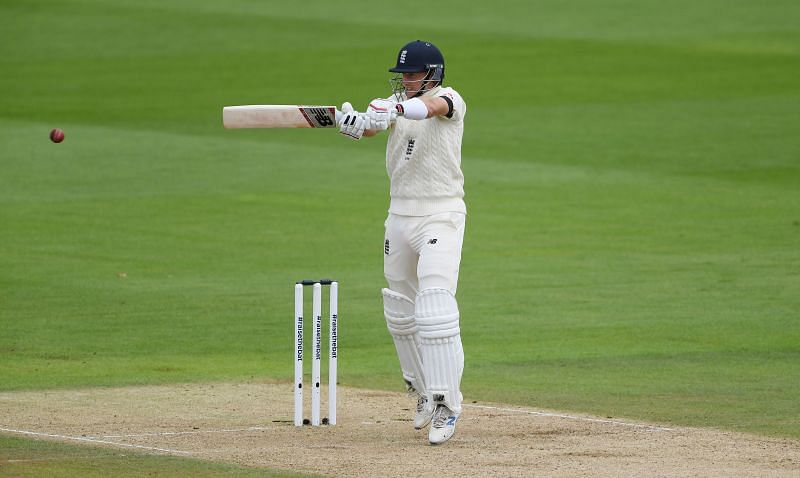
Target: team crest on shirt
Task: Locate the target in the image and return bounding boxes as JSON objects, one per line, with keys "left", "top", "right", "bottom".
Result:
{"left": 404, "top": 139, "right": 415, "bottom": 160}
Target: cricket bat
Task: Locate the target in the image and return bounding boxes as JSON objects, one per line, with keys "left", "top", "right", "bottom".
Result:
{"left": 222, "top": 105, "right": 340, "bottom": 129}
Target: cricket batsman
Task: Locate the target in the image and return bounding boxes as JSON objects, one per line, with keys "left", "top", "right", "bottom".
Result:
{"left": 338, "top": 40, "right": 467, "bottom": 445}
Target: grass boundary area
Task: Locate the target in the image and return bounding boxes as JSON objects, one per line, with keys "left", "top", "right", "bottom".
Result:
{"left": 0, "top": 433, "right": 320, "bottom": 478}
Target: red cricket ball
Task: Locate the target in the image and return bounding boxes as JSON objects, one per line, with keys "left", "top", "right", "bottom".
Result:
{"left": 50, "top": 128, "right": 65, "bottom": 143}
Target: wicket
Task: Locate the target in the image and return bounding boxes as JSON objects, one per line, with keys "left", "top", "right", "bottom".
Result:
{"left": 294, "top": 279, "right": 338, "bottom": 427}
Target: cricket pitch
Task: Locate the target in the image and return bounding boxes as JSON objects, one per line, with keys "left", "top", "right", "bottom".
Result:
{"left": 1, "top": 382, "right": 797, "bottom": 477}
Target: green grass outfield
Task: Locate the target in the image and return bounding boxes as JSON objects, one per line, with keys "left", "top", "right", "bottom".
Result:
{"left": 0, "top": 435, "right": 316, "bottom": 478}
{"left": 2, "top": 0, "right": 799, "bottom": 474}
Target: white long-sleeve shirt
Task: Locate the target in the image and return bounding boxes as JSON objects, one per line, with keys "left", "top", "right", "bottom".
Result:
{"left": 385, "top": 86, "right": 467, "bottom": 216}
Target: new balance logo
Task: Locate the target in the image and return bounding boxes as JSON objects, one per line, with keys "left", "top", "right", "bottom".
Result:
{"left": 384, "top": 239, "right": 390, "bottom": 255}
{"left": 433, "top": 394, "right": 445, "bottom": 402}
{"left": 313, "top": 110, "right": 333, "bottom": 126}
{"left": 446, "top": 416, "right": 457, "bottom": 426}
{"left": 427, "top": 238, "right": 438, "bottom": 245}
{"left": 308, "top": 108, "right": 334, "bottom": 127}
{"left": 399, "top": 50, "right": 407, "bottom": 64}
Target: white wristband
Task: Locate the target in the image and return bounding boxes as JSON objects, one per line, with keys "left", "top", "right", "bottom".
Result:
{"left": 396, "top": 98, "right": 428, "bottom": 120}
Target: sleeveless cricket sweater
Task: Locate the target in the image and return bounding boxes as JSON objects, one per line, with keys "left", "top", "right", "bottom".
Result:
{"left": 385, "top": 86, "right": 467, "bottom": 216}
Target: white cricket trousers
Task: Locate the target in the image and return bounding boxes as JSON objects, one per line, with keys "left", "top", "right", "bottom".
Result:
{"left": 383, "top": 212, "right": 466, "bottom": 299}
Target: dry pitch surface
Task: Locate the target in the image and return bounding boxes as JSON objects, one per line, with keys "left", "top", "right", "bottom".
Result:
{"left": 1, "top": 382, "right": 798, "bottom": 477}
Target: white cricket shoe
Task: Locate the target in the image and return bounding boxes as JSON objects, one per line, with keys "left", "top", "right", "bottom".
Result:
{"left": 428, "top": 404, "right": 459, "bottom": 445}
{"left": 407, "top": 385, "right": 434, "bottom": 429}
{"left": 414, "top": 393, "right": 433, "bottom": 429}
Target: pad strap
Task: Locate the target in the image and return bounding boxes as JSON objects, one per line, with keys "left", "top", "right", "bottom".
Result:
{"left": 415, "top": 288, "right": 460, "bottom": 339}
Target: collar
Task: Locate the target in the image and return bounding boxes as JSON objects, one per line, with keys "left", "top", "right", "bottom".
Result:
{"left": 422, "top": 85, "right": 442, "bottom": 97}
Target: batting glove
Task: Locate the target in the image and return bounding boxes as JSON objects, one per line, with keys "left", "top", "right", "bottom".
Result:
{"left": 337, "top": 102, "right": 354, "bottom": 126}
{"left": 365, "top": 99, "right": 397, "bottom": 131}
{"left": 337, "top": 102, "right": 365, "bottom": 140}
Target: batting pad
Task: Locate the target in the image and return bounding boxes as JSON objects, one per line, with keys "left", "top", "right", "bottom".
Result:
{"left": 382, "top": 288, "right": 427, "bottom": 395}
{"left": 415, "top": 288, "right": 464, "bottom": 413}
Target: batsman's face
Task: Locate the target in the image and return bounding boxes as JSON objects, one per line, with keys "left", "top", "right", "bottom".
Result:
{"left": 402, "top": 72, "right": 428, "bottom": 96}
